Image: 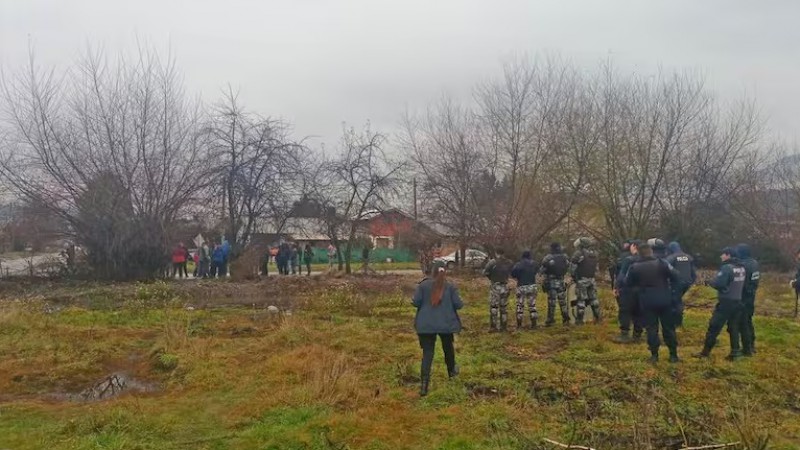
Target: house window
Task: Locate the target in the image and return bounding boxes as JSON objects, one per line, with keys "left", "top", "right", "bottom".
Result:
{"left": 373, "top": 236, "right": 394, "bottom": 249}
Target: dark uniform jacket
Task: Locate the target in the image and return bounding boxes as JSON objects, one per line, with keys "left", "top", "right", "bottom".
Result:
{"left": 610, "top": 250, "right": 631, "bottom": 287}
{"left": 511, "top": 258, "right": 539, "bottom": 286}
{"left": 484, "top": 256, "right": 513, "bottom": 284}
{"left": 540, "top": 253, "right": 569, "bottom": 278}
{"left": 665, "top": 251, "right": 696, "bottom": 286}
{"left": 710, "top": 260, "right": 746, "bottom": 302}
{"left": 615, "top": 254, "right": 639, "bottom": 290}
{"left": 624, "top": 256, "right": 680, "bottom": 308}
{"left": 571, "top": 249, "right": 598, "bottom": 279}
{"left": 738, "top": 257, "right": 760, "bottom": 301}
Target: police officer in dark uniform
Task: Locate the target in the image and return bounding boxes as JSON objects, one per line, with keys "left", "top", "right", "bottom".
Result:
{"left": 483, "top": 248, "right": 514, "bottom": 332}
{"left": 540, "top": 243, "right": 571, "bottom": 326}
{"left": 570, "top": 237, "right": 601, "bottom": 325}
{"left": 614, "top": 240, "right": 643, "bottom": 343}
{"left": 511, "top": 250, "right": 540, "bottom": 329}
{"left": 735, "top": 244, "right": 759, "bottom": 356}
{"left": 625, "top": 243, "right": 681, "bottom": 363}
{"left": 610, "top": 241, "right": 632, "bottom": 288}
{"left": 695, "top": 247, "right": 747, "bottom": 360}
{"left": 665, "top": 241, "right": 697, "bottom": 327}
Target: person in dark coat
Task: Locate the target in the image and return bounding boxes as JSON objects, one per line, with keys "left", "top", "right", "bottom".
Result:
{"left": 412, "top": 260, "right": 463, "bottom": 397}
{"left": 695, "top": 247, "right": 747, "bottom": 360}
{"left": 625, "top": 243, "right": 681, "bottom": 363}
{"left": 665, "top": 241, "right": 697, "bottom": 327}
{"left": 735, "top": 243, "right": 760, "bottom": 356}
{"left": 303, "top": 244, "right": 314, "bottom": 276}
{"left": 540, "top": 243, "right": 571, "bottom": 326}
{"left": 511, "top": 250, "right": 540, "bottom": 329}
{"left": 610, "top": 241, "right": 632, "bottom": 288}
{"left": 614, "top": 240, "right": 643, "bottom": 342}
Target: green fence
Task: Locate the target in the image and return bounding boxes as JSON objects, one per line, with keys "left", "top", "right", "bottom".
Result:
{"left": 307, "top": 247, "right": 415, "bottom": 264}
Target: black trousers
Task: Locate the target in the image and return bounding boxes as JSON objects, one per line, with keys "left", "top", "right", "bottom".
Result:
{"left": 618, "top": 291, "right": 643, "bottom": 335}
{"left": 643, "top": 305, "right": 677, "bottom": 354}
{"left": 418, "top": 333, "right": 456, "bottom": 379}
{"left": 672, "top": 283, "right": 691, "bottom": 327}
{"left": 703, "top": 301, "right": 743, "bottom": 356}
{"left": 739, "top": 296, "right": 756, "bottom": 354}
{"left": 172, "top": 262, "right": 183, "bottom": 278}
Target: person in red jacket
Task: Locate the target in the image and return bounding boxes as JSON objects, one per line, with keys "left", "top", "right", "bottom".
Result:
{"left": 172, "top": 243, "right": 187, "bottom": 279}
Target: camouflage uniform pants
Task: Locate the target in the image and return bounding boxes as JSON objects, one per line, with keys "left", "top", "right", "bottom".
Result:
{"left": 545, "top": 278, "right": 570, "bottom": 324}
{"left": 489, "top": 282, "right": 510, "bottom": 330}
{"left": 515, "top": 284, "right": 538, "bottom": 327}
{"left": 575, "top": 278, "right": 601, "bottom": 324}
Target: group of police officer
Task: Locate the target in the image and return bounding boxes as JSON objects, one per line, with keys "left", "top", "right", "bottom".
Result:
{"left": 483, "top": 237, "right": 601, "bottom": 331}
{"left": 483, "top": 237, "right": 761, "bottom": 363}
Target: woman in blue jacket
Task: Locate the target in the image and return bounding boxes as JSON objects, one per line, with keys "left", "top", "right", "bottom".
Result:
{"left": 412, "top": 260, "right": 463, "bottom": 397}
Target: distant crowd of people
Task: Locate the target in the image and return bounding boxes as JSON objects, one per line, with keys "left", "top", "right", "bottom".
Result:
{"left": 171, "top": 240, "right": 232, "bottom": 279}
{"left": 262, "top": 242, "right": 316, "bottom": 276}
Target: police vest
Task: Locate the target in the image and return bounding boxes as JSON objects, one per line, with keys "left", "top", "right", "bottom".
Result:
{"left": 667, "top": 252, "right": 693, "bottom": 284}
{"left": 489, "top": 257, "right": 513, "bottom": 284}
{"left": 574, "top": 250, "right": 598, "bottom": 279}
{"left": 544, "top": 254, "right": 569, "bottom": 277}
{"left": 629, "top": 257, "right": 670, "bottom": 288}
{"left": 726, "top": 265, "right": 746, "bottom": 301}
{"left": 741, "top": 259, "right": 760, "bottom": 296}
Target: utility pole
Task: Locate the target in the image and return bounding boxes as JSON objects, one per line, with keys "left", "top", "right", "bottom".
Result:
{"left": 413, "top": 178, "right": 418, "bottom": 220}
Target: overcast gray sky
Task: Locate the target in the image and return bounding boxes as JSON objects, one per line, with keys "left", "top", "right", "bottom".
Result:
{"left": 2, "top": 0, "right": 798, "bottom": 148}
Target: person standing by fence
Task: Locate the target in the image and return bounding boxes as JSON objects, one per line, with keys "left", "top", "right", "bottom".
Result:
{"left": 304, "top": 244, "right": 313, "bottom": 276}
{"left": 327, "top": 243, "right": 337, "bottom": 270}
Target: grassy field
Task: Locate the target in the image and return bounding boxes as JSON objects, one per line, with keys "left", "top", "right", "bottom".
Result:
{"left": 0, "top": 274, "right": 799, "bottom": 449}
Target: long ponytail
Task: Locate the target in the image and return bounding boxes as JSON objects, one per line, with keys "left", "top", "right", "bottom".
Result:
{"left": 431, "top": 266, "right": 446, "bottom": 307}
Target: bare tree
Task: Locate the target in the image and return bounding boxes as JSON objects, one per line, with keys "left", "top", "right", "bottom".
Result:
{"left": 474, "top": 56, "right": 586, "bottom": 251}
{"left": 204, "top": 88, "right": 308, "bottom": 252}
{"left": 315, "top": 124, "right": 404, "bottom": 274}
{"left": 399, "top": 96, "right": 483, "bottom": 265}
{"left": 0, "top": 46, "right": 209, "bottom": 279}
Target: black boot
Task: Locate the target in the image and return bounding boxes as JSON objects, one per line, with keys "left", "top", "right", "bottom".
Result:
{"left": 692, "top": 347, "right": 711, "bottom": 359}
{"left": 614, "top": 331, "right": 632, "bottom": 344}
{"left": 448, "top": 364, "right": 460, "bottom": 379}
{"left": 516, "top": 317, "right": 523, "bottom": 330}
{"left": 546, "top": 310, "right": 555, "bottom": 326}
{"left": 632, "top": 331, "right": 643, "bottom": 343}
{"left": 669, "top": 349, "right": 680, "bottom": 364}
{"left": 419, "top": 377, "right": 430, "bottom": 397}
{"left": 648, "top": 350, "right": 659, "bottom": 364}
{"left": 530, "top": 317, "right": 538, "bottom": 329}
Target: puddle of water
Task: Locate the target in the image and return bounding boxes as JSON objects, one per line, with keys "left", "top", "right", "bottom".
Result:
{"left": 67, "top": 373, "right": 158, "bottom": 402}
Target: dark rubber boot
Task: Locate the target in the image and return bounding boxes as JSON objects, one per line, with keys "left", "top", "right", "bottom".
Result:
{"left": 692, "top": 347, "right": 711, "bottom": 359}
{"left": 448, "top": 365, "right": 459, "bottom": 379}
{"left": 614, "top": 332, "right": 631, "bottom": 344}
{"left": 419, "top": 378, "right": 430, "bottom": 397}
{"left": 648, "top": 352, "right": 659, "bottom": 364}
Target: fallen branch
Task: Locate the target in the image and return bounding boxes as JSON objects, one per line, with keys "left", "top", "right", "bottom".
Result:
{"left": 680, "top": 443, "right": 740, "bottom": 450}
{"left": 543, "top": 438, "right": 597, "bottom": 450}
